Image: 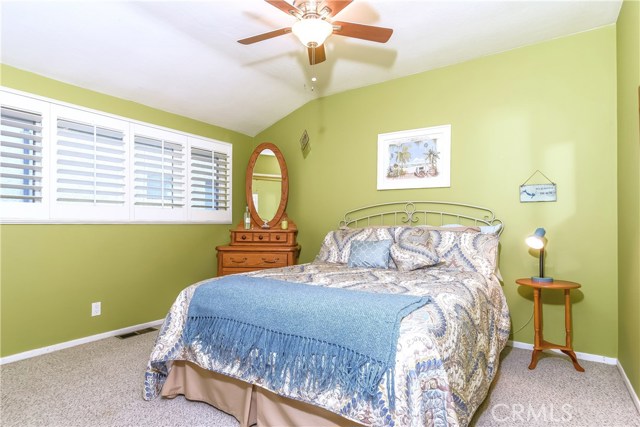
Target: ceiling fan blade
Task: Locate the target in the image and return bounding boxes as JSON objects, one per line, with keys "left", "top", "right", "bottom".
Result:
{"left": 238, "top": 28, "right": 291, "bottom": 45}
{"left": 332, "top": 21, "right": 393, "bottom": 43}
{"left": 307, "top": 44, "right": 327, "bottom": 65}
{"left": 321, "top": 1, "right": 352, "bottom": 18}
{"left": 265, "top": 0, "right": 302, "bottom": 18}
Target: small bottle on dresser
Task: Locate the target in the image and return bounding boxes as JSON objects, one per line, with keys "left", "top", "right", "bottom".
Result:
{"left": 244, "top": 206, "right": 251, "bottom": 229}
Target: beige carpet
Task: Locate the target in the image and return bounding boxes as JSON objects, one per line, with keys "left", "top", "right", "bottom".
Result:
{"left": 1, "top": 331, "right": 638, "bottom": 426}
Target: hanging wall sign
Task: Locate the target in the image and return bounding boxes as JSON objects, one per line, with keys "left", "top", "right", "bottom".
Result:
{"left": 520, "top": 170, "right": 557, "bottom": 203}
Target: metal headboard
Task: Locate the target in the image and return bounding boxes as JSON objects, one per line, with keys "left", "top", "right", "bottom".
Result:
{"left": 339, "top": 201, "right": 503, "bottom": 235}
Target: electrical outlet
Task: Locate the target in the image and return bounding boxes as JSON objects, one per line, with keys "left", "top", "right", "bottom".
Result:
{"left": 91, "top": 302, "right": 101, "bottom": 317}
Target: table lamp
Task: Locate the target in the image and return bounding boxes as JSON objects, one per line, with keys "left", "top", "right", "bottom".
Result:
{"left": 525, "top": 228, "right": 554, "bottom": 283}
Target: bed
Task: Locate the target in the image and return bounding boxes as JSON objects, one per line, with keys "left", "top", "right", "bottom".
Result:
{"left": 143, "top": 201, "right": 511, "bottom": 427}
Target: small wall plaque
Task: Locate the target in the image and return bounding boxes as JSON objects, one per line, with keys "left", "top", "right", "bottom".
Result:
{"left": 520, "top": 170, "right": 557, "bottom": 203}
{"left": 299, "top": 130, "right": 309, "bottom": 151}
{"left": 520, "top": 183, "right": 557, "bottom": 202}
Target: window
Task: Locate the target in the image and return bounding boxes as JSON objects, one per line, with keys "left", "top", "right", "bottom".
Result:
{"left": 0, "top": 89, "right": 232, "bottom": 223}
{"left": 1, "top": 107, "right": 44, "bottom": 202}
{"left": 51, "top": 106, "right": 130, "bottom": 221}
{"left": 189, "top": 137, "right": 231, "bottom": 223}
{"left": 0, "top": 92, "right": 49, "bottom": 220}
{"left": 132, "top": 125, "right": 187, "bottom": 221}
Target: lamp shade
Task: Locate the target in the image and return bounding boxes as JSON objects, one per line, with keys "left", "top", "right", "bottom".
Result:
{"left": 292, "top": 18, "right": 333, "bottom": 47}
{"left": 525, "top": 227, "right": 546, "bottom": 250}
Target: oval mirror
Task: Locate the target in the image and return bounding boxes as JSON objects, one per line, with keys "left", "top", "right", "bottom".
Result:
{"left": 245, "top": 142, "right": 288, "bottom": 229}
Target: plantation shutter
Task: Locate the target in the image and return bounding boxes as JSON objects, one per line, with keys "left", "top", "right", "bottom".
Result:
{"left": 0, "top": 106, "right": 43, "bottom": 203}
{"left": 213, "top": 151, "right": 230, "bottom": 211}
{"left": 132, "top": 125, "right": 187, "bottom": 221}
{"left": 190, "top": 147, "right": 215, "bottom": 210}
{"left": 189, "top": 137, "right": 231, "bottom": 222}
{"left": 134, "top": 137, "right": 185, "bottom": 207}
{"left": 51, "top": 105, "right": 129, "bottom": 220}
{"left": 55, "top": 119, "right": 126, "bottom": 204}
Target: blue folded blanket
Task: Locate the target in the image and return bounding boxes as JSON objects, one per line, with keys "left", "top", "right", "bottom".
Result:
{"left": 183, "top": 275, "right": 431, "bottom": 406}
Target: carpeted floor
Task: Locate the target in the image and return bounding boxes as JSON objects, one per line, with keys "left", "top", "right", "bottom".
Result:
{"left": 1, "top": 331, "right": 638, "bottom": 426}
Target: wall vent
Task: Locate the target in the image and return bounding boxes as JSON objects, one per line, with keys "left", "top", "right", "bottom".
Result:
{"left": 115, "top": 327, "right": 157, "bottom": 339}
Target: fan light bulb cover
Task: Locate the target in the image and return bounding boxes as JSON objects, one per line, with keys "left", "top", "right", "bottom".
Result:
{"left": 292, "top": 18, "right": 333, "bottom": 47}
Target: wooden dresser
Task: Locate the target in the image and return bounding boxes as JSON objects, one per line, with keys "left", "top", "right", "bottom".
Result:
{"left": 219, "top": 142, "right": 300, "bottom": 276}
{"left": 216, "top": 223, "right": 301, "bottom": 276}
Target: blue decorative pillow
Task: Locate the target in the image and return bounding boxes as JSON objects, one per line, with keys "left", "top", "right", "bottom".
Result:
{"left": 315, "top": 227, "right": 395, "bottom": 264}
{"left": 347, "top": 239, "right": 393, "bottom": 269}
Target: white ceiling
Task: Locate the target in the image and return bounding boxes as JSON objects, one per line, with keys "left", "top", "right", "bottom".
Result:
{"left": 1, "top": 0, "right": 622, "bottom": 137}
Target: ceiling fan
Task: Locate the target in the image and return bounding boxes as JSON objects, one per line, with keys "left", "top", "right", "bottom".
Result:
{"left": 238, "top": 0, "right": 393, "bottom": 65}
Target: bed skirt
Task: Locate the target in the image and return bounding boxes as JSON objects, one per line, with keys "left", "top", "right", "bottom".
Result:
{"left": 161, "top": 360, "right": 366, "bottom": 427}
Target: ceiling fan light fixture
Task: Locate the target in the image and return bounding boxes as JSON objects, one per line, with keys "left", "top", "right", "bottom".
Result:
{"left": 292, "top": 18, "right": 333, "bottom": 47}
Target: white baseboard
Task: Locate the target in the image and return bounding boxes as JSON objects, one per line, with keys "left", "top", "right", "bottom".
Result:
{"left": 506, "top": 340, "right": 618, "bottom": 365}
{"left": 617, "top": 360, "right": 640, "bottom": 416}
{"left": 0, "top": 319, "right": 164, "bottom": 365}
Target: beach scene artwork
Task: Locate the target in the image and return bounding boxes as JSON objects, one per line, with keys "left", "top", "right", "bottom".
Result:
{"left": 377, "top": 125, "right": 451, "bottom": 190}
{"left": 385, "top": 138, "right": 440, "bottom": 180}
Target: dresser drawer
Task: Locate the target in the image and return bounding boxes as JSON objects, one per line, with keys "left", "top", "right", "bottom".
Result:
{"left": 234, "top": 232, "right": 254, "bottom": 243}
{"left": 253, "top": 233, "right": 270, "bottom": 243}
{"left": 270, "top": 232, "right": 288, "bottom": 243}
{"left": 221, "top": 252, "right": 288, "bottom": 268}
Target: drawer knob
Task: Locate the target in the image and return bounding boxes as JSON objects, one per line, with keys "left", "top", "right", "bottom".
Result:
{"left": 231, "top": 257, "right": 248, "bottom": 264}
{"left": 241, "top": 235, "right": 247, "bottom": 240}
{"left": 262, "top": 258, "right": 279, "bottom": 264}
{"left": 275, "top": 235, "right": 281, "bottom": 240}
{"left": 258, "top": 235, "right": 264, "bottom": 240}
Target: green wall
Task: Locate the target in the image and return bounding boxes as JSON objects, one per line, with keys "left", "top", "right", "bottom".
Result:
{"left": 257, "top": 27, "right": 619, "bottom": 357}
{"left": 616, "top": 0, "right": 640, "bottom": 396}
{"left": 0, "top": 23, "right": 629, "bottom": 373}
{"left": 0, "top": 65, "right": 254, "bottom": 357}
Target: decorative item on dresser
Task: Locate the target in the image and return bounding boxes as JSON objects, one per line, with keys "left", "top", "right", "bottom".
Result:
{"left": 216, "top": 142, "right": 300, "bottom": 276}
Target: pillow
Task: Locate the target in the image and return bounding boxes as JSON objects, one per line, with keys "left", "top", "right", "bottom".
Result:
{"left": 390, "top": 242, "right": 440, "bottom": 271}
{"left": 347, "top": 239, "right": 393, "bottom": 269}
{"left": 439, "top": 223, "right": 502, "bottom": 234}
{"left": 315, "top": 227, "right": 395, "bottom": 264}
{"left": 429, "top": 229, "right": 499, "bottom": 277}
{"left": 386, "top": 226, "right": 440, "bottom": 271}
{"left": 479, "top": 223, "right": 502, "bottom": 234}
{"left": 393, "top": 226, "right": 431, "bottom": 246}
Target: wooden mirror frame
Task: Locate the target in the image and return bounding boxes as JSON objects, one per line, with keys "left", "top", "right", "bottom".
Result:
{"left": 245, "top": 142, "right": 289, "bottom": 229}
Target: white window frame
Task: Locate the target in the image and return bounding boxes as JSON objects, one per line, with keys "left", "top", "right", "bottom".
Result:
{"left": 0, "top": 88, "right": 232, "bottom": 224}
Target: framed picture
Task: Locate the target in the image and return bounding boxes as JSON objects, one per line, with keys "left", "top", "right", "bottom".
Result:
{"left": 377, "top": 124, "right": 451, "bottom": 190}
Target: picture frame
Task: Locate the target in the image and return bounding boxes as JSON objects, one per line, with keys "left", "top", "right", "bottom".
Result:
{"left": 377, "top": 124, "right": 451, "bottom": 190}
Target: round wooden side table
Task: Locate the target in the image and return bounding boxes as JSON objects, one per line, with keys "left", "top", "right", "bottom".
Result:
{"left": 516, "top": 278, "right": 585, "bottom": 372}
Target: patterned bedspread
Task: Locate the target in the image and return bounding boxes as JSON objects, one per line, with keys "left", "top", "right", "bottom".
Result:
{"left": 144, "top": 261, "right": 510, "bottom": 427}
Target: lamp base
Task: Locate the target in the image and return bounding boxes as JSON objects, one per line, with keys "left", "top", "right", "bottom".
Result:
{"left": 532, "top": 276, "right": 554, "bottom": 283}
